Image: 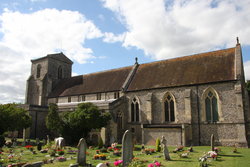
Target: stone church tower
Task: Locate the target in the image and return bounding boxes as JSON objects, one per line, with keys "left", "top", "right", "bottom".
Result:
{"left": 25, "top": 53, "right": 73, "bottom": 106}
{"left": 23, "top": 53, "right": 72, "bottom": 138}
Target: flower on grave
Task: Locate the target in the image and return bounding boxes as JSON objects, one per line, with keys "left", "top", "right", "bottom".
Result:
{"left": 111, "top": 143, "right": 118, "bottom": 148}
{"left": 67, "top": 150, "right": 77, "bottom": 154}
{"left": 133, "top": 157, "right": 140, "bottom": 160}
{"left": 154, "top": 161, "right": 161, "bottom": 167}
{"left": 114, "top": 160, "right": 123, "bottom": 166}
{"left": 57, "top": 149, "right": 64, "bottom": 155}
{"left": 148, "top": 163, "right": 154, "bottom": 167}
{"left": 113, "top": 149, "right": 121, "bottom": 156}
{"left": 96, "top": 150, "right": 100, "bottom": 154}
{"left": 148, "top": 161, "right": 161, "bottom": 167}
{"left": 8, "top": 154, "right": 14, "bottom": 159}
{"left": 144, "top": 148, "right": 156, "bottom": 155}
{"left": 208, "top": 151, "right": 217, "bottom": 159}
{"left": 56, "top": 156, "right": 66, "bottom": 162}
{"left": 25, "top": 145, "right": 33, "bottom": 149}
{"left": 177, "top": 146, "right": 184, "bottom": 151}
{"left": 94, "top": 154, "right": 107, "bottom": 160}
{"left": 107, "top": 147, "right": 113, "bottom": 152}
{"left": 57, "top": 156, "right": 66, "bottom": 160}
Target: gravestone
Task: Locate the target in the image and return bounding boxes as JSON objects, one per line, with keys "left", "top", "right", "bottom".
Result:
{"left": 161, "top": 136, "right": 170, "bottom": 160}
{"left": 36, "top": 138, "right": 39, "bottom": 145}
{"left": 22, "top": 129, "right": 26, "bottom": 146}
{"left": 122, "top": 130, "right": 133, "bottom": 167}
{"left": 47, "top": 135, "right": 50, "bottom": 144}
{"left": 42, "top": 139, "right": 46, "bottom": 145}
{"left": 211, "top": 134, "right": 214, "bottom": 151}
{"left": 77, "top": 138, "right": 87, "bottom": 166}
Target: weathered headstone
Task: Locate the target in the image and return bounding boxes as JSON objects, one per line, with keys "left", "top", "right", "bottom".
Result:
{"left": 161, "top": 136, "right": 170, "bottom": 160}
{"left": 122, "top": 130, "right": 133, "bottom": 167}
{"left": 211, "top": 134, "right": 214, "bottom": 151}
{"left": 22, "top": 129, "right": 26, "bottom": 146}
{"left": 36, "top": 138, "right": 39, "bottom": 145}
{"left": 47, "top": 135, "right": 50, "bottom": 144}
{"left": 42, "top": 139, "right": 46, "bottom": 145}
{"left": 77, "top": 138, "right": 87, "bottom": 166}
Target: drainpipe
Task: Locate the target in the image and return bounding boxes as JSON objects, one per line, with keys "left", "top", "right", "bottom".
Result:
{"left": 196, "top": 86, "right": 201, "bottom": 145}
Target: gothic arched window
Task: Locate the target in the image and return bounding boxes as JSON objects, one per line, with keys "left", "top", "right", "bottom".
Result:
{"left": 164, "top": 93, "right": 175, "bottom": 122}
{"left": 36, "top": 64, "right": 41, "bottom": 78}
{"left": 205, "top": 90, "right": 219, "bottom": 123}
{"left": 58, "top": 66, "right": 63, "bottom": 79}
{"left": 131, "top": 97, "right": 139, "bottom": 122}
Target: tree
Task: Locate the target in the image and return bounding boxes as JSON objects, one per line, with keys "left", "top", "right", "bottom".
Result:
{"left": 0, "top": 103, "right": 31, "bottom": 135}
{"left": 60, "top": 103, "right": 111, "bottom": 144}
{"left": 155, "top": 138, "right": 161, "bottom": 152}
{"left": 46, "top": 103, "right": 62, "bottom": 134}
{"left": 247, "top": 81, "right": 250, "bottom": 92}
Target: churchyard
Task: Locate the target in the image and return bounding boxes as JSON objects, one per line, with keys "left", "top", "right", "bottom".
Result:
{"left": 1, "top": 135, "right": 250, "bottom": 167}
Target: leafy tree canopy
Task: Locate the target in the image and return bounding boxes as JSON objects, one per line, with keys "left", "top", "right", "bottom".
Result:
{"left": 247, "top": 81, "right": 250, "bottom": 92}
{"left": 46, "top": 103, "right": 62, "bottom": 134}
{"left": 46, "top": 103, "right": 111, "bottom": 144}
{"left": 0, "top": 103, "right": 31, "bottom": 135}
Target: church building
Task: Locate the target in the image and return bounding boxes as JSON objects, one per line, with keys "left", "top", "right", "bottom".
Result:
{"left": 23, "top": 40, "right": 250, "bottom": 147}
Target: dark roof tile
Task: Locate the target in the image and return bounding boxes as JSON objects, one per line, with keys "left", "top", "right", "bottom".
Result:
{"left": 49, "top": 66, "right": 133, "bottom": 97}
{"left": 127, "top": 47, "right": 236, "bottom": 91}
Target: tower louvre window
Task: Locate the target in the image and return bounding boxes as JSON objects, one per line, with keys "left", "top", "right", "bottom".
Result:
{"left": 36, "top": 64, "right": 41, "bottom": 78}
{"left": 58, "top": 66, "right": 63, "bottom": 79}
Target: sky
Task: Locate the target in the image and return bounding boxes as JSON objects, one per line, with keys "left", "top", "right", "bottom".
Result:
{"left": 0, "top": 0, "right": 249, "bottom": 104}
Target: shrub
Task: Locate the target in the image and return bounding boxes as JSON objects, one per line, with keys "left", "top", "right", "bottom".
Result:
{"left": 155, "top": 138, "right": 161, "bottom": 152}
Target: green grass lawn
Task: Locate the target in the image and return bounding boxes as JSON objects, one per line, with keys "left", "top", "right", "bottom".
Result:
{"left": 0, "top": 143, "right": 250, "bottom": 167}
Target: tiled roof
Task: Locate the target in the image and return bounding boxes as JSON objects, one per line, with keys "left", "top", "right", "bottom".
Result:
{"left": 127, "top": 47, "right": 236, "bottom": 91}
{"left": 49, "top": 47, "right": 236, "bottom": 97}
{"left": 49, "top": 66, "right": 133, "bottom": 97}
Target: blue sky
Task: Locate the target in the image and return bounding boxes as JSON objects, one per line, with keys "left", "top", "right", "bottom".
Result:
{"left": 0, "top": 0, "right": 249, "bottom": 103}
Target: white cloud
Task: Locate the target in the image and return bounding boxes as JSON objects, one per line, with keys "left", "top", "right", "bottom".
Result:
{"left": 244, "top": 61, "right": 250, "bottom": 81}
{"left": 103, "top": 32, "right": 125, "bottom": 43}
{"left": 0, "top": 8, "right": 103, "bottom": 103}
{"left": 101, "top": 0, "right": 250, "bottom": 59}
{"left": 29, "top": 0, "right": 47, "bottom": 2}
